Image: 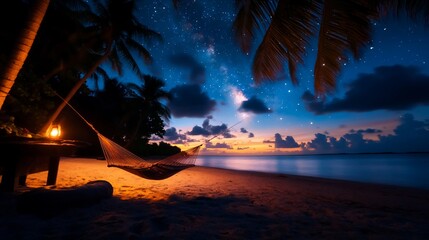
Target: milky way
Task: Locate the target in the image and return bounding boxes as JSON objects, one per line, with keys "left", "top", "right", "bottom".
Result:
{"left": 119, "top": 1, "right": 429, "bottom": 154}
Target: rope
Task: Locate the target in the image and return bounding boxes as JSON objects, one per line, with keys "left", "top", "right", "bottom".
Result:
{"left": 206, "top": 118, "right": 245, "bottom": 142}
{"left": 53, "top": 91, "right": 244, "bottom": 146}
{"left": 46, "top": 92, "right": 249, "bottom": 180}
{"left": 50, "top": 92, "right": 202, "bottom": 180}
{"left": 53, "top": 92, "right": 100, "bottom": 134}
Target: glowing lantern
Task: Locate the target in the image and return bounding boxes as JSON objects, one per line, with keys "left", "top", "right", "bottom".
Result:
{"left": 49, "top": 124, "right": 61, "bottom": 138}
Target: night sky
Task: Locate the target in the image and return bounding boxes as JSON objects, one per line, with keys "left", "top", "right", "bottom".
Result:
{"left": 108, "top": 1, "right": 429, "bottom": 155}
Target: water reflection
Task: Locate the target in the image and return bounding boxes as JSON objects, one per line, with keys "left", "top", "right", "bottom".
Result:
{"left": 196, "top": 153, "right": 429, "bottom": 190}
{"left": 198, "top": 156, "right": 278, "bottom": 173}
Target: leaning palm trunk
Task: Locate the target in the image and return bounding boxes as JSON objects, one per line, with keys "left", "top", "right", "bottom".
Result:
{"left": 125, "top": 110, "right": 146, "bottom": 148}
{"left": 0, "top": 0, "right": 50, "bottom": 110}
{"left": 39, "top": 51, "right": 111, "bottom": 135}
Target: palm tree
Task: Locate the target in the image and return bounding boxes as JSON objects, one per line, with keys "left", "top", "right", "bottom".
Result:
{"left": 0, "top": 0, "right": 183, "bottom": 114}
{"left": 91, "top": 77, "right": 130, "bottom": 142}
{"left": 0, "top": 0, "right": 50, "bottom": 110}
{"left": 39, "top": 0, "right": 162, "bottom": 135}
{"left": 125, "top": 75, "right": 171, "bottom": 147}
{"left": 232, "top": 0, "right": 429, "bottom": 95}
{"left": 29, "top": 0, "right": 94, "bottom": 82}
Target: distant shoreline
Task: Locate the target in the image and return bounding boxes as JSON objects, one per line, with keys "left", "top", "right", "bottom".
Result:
{"left": 199, "top": 151, "right": 429, "bottom": 157}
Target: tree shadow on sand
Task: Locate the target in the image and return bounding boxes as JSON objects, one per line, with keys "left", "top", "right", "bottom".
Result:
{"left": 3, "top": 192, "right": 429, "bottom": 239}
{"left": 3, "top": 194, "right": 290, "bottom": 239}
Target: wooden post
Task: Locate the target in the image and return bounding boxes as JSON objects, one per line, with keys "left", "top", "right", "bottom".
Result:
{"left": 47, "top": 156, "right": 60, "bottom": 185}
{"left": 19, "top": 175, "right": 27, "bottom": 186}
{"left": 0, "top": 157, "right": 19, "bottom": 192}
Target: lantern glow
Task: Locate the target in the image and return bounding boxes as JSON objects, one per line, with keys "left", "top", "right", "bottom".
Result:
{"left": 49, "top": 125, "right": 61, "bottom": 138}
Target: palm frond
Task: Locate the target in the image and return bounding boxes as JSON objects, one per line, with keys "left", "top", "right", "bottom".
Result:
{"left": 73, "top": 9, "right": 100, "bottom": 27}
{"left": 107, "top": 48, "right": 123, "bottom": 76}
{"left": 377, "top": 0, "right": 429, "bottom": 24}
{"left": 126, "top": 38, "right": 153, "bottom": 64}
{"left": 58, "top": 0, "right": 92, "bottom": 12}
{"left": 232, "top": 0, "right": 277, "bottom": 53}
{"left": 132, "top": 23, "right": 163, "bottom": 44}
{"left": 314, "top": 0, "right": 378, "bottom": 94}
{"left": 116, "top": 41, "right": 145, "bottom": 80}
{"left": 126, "top": 76, "right": 172, "bottom": 121}
{"left": 253, "top": 0, "right": 319, "bottom": 85}
{"left": 93, "top": 67, "right": 110, "bottom": 91}
{"left": 92, "top": 0, "right": 109, "bottom": 22}
{"left": 126, "top": 82, "right": 141, "bottom": 98}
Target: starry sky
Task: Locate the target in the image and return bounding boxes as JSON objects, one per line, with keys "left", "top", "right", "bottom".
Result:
{"left": 111, "top": 0, "right": 429, "bottom": 155}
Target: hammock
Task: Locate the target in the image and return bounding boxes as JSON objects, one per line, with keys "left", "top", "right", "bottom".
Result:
{"left": 96, "top": 132, "right": 201, "bottom": 180}
{"left": 59, "top": 98, "right": 201, "bottom": 180}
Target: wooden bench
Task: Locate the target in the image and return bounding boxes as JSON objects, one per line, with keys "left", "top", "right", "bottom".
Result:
{"left": 0, "top": 138, "right": 88, "bottom": 192}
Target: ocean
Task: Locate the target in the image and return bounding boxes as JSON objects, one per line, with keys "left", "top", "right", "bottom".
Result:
{"left": 196, "top": 153, "right": 429, "bottom": 190}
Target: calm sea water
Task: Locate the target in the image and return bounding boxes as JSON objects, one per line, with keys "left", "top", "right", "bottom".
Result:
{"left": 196, "top": 153, "right": 429, "bottom": 190}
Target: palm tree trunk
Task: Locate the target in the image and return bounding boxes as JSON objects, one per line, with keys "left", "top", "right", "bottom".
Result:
{"left": 39, "top": 51, "right": 111, "bottom": 135}
{"left": 125, "top": 111, "right": 144, "bottom": 148}
{"left": 0, "top": 0, "right": 50, "bottom": 110}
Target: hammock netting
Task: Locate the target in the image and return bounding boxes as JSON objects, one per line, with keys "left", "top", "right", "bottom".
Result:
{"left": 54, "top": 96, "right": 203, "bottom": 180}
{"left": 96, "top": 133, "right": 201, "bottom": 180}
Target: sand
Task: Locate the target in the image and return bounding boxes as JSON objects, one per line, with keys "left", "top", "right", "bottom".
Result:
{"left": 1, "top": 157, "right": 429, "bottom": 239}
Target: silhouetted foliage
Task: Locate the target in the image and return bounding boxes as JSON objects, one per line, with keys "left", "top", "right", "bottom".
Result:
{"left": 128, "top": 140, "right": 181, "bottom": 158}
{"left": 233, "top": 0, "right": 429, "bottom": 95}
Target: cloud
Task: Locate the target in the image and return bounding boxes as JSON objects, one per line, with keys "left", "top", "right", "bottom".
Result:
{"left": 238, "top": 96, "right": 272, "bottom": 114}
{"left": 205, "top": 142, "right": 233, "bottom": 149}
{"left": 301, "top": 113, "right": 429, "bottom": 154}
{"left": 349, "top": 128, "right": 382, "bottom": 134}
{"left": 188, "top": 125, "right": 210, "bottom": 136}
{"left": 302, "top": 65, "right": 429, "bottom": 114}
{"left": 240, "top": 128, "right": 248, "bottom": 133}
{"left": 169, "top": 53, "right": 205, "bottom": 84}
{"left": 305, "top": 133, "right": 333, "bottom": 151}
{"left": 248, "top": 132, "right": 254, "bottom": 138}
{"left": 274, "top": 133, "right": 299, "bottom": 148}
{"left": 168, "top": 84, "right": 216, "bottom": 118}
{"left": 237, "top": 147, "right": 250, "bottom": 150}
{"left": 222, "top": 132, "right": 235, "bottom": 138}
{"left": 163, "top": 127, "right": 186, "bottom": 141}
{"left": 270, "top": 133, "right": 299, "bottom": 148}
{"left": 378, "top": 113, "right": 429, "bottom": 152}
{"left": 187, "top": 117, "right": 234, "bottom": 138}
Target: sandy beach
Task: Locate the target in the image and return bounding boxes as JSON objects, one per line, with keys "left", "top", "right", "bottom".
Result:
{"left": 1, "top": 157, "right": 429, "bottom": 239}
